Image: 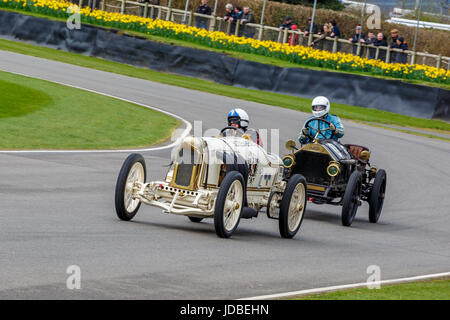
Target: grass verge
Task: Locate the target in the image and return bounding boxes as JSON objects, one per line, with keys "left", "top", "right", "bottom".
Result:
{"left": 294, "top": 277, "right": 450, "bottom": 300}
{"left": 1, "top": 38, "right": 449, "bottom": 136}
{"left": 0, "top": 70, "right": 179, "bottom": 149}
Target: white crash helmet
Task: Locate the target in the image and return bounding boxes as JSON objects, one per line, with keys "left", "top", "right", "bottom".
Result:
{"left": 311, "top": 96, "right": 330, "bottom": 118}
{"left": 227, "top": 108, "right": 249, "bottom": 129}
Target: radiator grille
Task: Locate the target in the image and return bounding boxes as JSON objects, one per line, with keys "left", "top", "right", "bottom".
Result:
{"left": 293, "top": 151, "right": 331, "bottom": 184}
{"left": 175, "top": 163, "right": 194, "bottom": 187}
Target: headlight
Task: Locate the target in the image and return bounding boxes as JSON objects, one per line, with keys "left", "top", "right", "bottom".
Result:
{"left": 327, "top": 162, "right": 340, "bottom": 177}
{"left": 282, "top": 155, "right": 295, "bottom": 168}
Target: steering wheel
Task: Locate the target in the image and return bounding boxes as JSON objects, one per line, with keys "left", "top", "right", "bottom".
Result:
{"left": 304, "top": 118, "right": 335, "bottom": 141}
{"left": 220, "top": 126, "right": 241, "bottom": 134}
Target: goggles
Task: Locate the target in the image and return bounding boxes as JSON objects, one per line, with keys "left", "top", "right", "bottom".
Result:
{"left": 228, "top": 117, "right": 240, "bottom": 125}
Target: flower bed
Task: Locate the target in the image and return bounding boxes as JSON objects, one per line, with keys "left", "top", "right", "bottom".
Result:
{"left": 1, "top": 0, "right": 449, "bottom": 85}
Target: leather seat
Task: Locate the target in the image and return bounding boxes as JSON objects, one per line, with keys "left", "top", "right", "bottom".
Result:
{"left": 345, "top": 144, "right": 370, "bottom": 162}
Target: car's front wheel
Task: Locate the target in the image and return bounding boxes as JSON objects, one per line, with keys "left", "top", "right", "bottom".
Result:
{"left": 214, "top": 171, "right": 244, "bottom": 238}
{"left": 369, "top": 169, "right": 387, "bottom": 223}
{"left": 341, "top": 170, "right": 362, "bottom": 227}
{"left": 115, "top": 153, "right": 146, "bottom": 221}
{"left": 279, "top": 174, "right": 307, "bottom": 239}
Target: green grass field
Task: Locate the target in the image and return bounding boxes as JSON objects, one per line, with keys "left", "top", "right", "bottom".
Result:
{"left": 0, "top": 71, "right": 179, "bottom": 149}
{"left": 0, "top": 38, "right": 449, "bottom": 137}
{"left": 295, "top": 278, "right": 450, "bottom": 300}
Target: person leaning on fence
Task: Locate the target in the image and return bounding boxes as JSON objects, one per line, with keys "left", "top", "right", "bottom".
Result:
{"left": 330, "top": 19, "right": 341, "bottom": 51}
{"left": 365, "top": 31, "right": 377, "bottom": 59}
{"left": 224, "top": 3, "right": 235, "bottom": 22}
{"left": 240, "top": 6, "right": 255, "bottom": 38}
{"left": 349, "top": 25, "right": 365, "bottom": 56}
{"left": 312, "top": 24, "right": 332, "bottom": 51}
{"left": 195, "top": 0, "right": 212, "bottom": 30}
{"left": 389, "top": 29, "right": 400, "bottom": 62}
{"left": 374, "top": 32, "right": 388, "bottom": 62}
{"left": 280, "top": 16, "right": 294, "bottom": 30}
{"left": 234, "top": 6, "right": 243, "bottom": 21}
{"left": 304, "top": 17, "right": 318, "bottom": 38}
{"left": 392, "top": 36, "right": 409, "bottom": 64}
{"left": 288, "top": 25, "right": 300, "bottom": 46}
{"left": 224, "top": 3, "right": 237, "bottom": 34}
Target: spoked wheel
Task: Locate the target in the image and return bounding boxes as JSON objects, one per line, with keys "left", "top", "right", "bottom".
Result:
{"left": 369, "top": 169, "right": 387, "bottom": 223}
{"left": 214, "top": 171, "right": 244, "bottom": 238}
{"left": 188, "top": 217, "right": 203, "bottom": 223}
{"left": 341, "top": 170, "right": 362, "bottom": 227}
{"left": 115, "top": 153, "right": 146, "bottom": 221}
{"left": 279, "top": 174, "right": 307, "bottom": 239}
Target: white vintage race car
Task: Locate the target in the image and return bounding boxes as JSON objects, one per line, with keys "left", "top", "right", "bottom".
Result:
{"left": 114, "top": 128, "right": 308, "bottom": 238}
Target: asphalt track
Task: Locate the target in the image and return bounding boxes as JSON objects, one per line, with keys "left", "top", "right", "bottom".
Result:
{"left": 0, "top": 50, "right": 449, "bottom": 299}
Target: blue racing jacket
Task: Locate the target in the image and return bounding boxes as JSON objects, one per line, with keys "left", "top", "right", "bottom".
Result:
{"left": 299, "top": 114, "right": 344, "bottom": 144}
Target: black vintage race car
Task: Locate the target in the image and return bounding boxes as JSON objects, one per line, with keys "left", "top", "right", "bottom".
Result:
{"left": 275, "top": 118, "right": 387, "bottom": 227}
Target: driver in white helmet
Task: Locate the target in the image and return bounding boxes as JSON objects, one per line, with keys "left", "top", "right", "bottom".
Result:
{"left": 299, "top": 96, "right": 344, "bottom": 144}
{"left": 225, "top": 108, "right": 262, "bottom": 146}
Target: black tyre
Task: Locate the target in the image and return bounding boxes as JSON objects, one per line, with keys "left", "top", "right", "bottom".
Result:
{"left": 341, "top": 170, "right": 362, "bottom": 227}
{"left": 279, "top": 174, "right": 307, "bottom": 239}
{"left": 369, "top": 169, "right": 387, "bottom": 223}
{"left": 115, "top": 153, "right": 146, "bottom": 221}
{"left": 188, "top": 217, "right": 203, "bottom": 223}
{"left": 214, "top": 171, "right": 244, "bottom": 238}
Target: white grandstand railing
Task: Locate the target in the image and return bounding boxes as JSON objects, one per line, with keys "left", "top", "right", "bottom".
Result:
{"left": 81, "top": 0, "right": 450, "bottom": 70}
{"left": 386, "top": 17, "right": 450, "bottom": 31}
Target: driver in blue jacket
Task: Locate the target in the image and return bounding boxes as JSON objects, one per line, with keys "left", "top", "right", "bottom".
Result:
{"left": 299, "top": 96, "right": 344, "bottom": 144}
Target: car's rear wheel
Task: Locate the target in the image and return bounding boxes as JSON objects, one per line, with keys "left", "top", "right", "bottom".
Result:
{"left": 188, "top": 217, "right": 203, "bottom": 223}
{"left": 115, "top": 153, "right": 146, "bottom": 221}
{"left": 369, "top": 169, "right": 387, "bottom": 223}
{"left": 341, "top": 170, "right": 362, "bottom": 227}
{"left": 279, "top": 174, "right": 307, "bottom": 239}
{"left": 214, "top": 171, "right": 244, "bottom": 238}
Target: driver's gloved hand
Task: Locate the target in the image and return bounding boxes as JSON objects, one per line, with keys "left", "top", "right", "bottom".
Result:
{"left": 302, "top": 128, "right": 309, "bottom": 136}
{"left": 329, "top": 123, "right": 336, "bottom": 132}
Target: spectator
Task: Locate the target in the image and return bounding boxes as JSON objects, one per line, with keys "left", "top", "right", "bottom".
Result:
{"left": 348, "top": 25, "right": 365, "bottom": 56}
{"left": 280, "top": 16, "right": 294, "bottom": 30}
{"left": 365, "top": 31, "right": 377, "bottom": 59}
{"left": 195, "top": 0, "right": 212, "bottom": 30}
{"left": 389, "top": 29, "right": 400, "bottom": 62}
{"left": 224, "top": 3, "right": 237, "bottom": 34}
{"left": 393, "top": 36, "right": 409, "bottom": 64}
{"left": 330, "top": 19, "right": 341, "bottom": 52}
{"left": 234, "top": 6, "right": 243, "bottom": 21}
{"left": 304, "top": 17, "right": 319, "bottom": 37}
{"left": 330, "top": 19, "right": 341, "bottom": 38}
{"left": 288, "top": 25, "right": 300, "bottom": 46}
{"left": 240, "top": 6, "right": 255, "bottom": 38}
{"left": 312, "top": 23, "right": 332, "bottom": 51}
{"left": 390, "top": 29, "right": 400, "bottom": 46}
{"left": 373, "top": 32, "right": 388, "bottom": 61}
{"left": 224, "top": 3, "right": 235, "bottom": 22}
